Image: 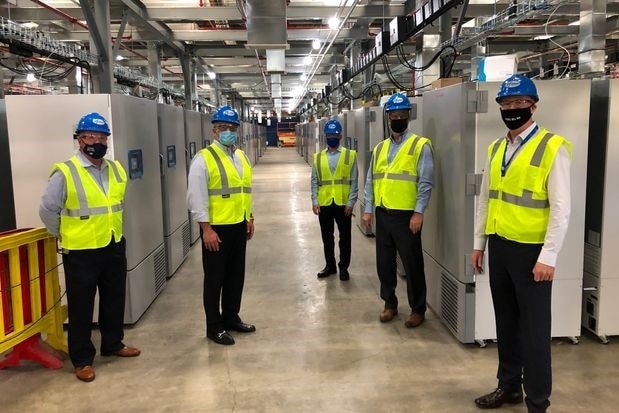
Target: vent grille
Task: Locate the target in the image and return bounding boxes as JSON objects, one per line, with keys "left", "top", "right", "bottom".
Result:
{"left": 182, "top": 222, "right": 191, "bottom": 257}
{"left": 153, "top": 246, "right": 167, "bottom": 294}
{"left": 440, "top": 272, "right": 460, "bottom": 334}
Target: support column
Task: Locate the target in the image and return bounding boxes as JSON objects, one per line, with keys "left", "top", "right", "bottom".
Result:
{"left": 180, "top": 55, "right": 193, "bottom": 109}
{"left": 147, "top": 43, "right": 162, "bottom": 101}
{"left": 349, "top": 42, "right": 361, "bottom": 110}
{"left": 439, "top": 10, "right": 452, "bottom": 77}
{"left": 81, "top": 0, "right": 113, "bottom": 93}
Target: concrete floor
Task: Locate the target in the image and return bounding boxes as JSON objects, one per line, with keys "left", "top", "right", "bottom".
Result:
{"left": 2, "top": 147, "right": 618, "bottom": 412}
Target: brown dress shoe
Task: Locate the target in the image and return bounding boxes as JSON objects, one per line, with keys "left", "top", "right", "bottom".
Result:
{"left": 380, "top": 308, "right": 398, "bottom": 322}
{"left": 102, "top": 346, "right": 141, "bottom": 357}
{"left": 404, "top": 312, "right": 425, "bottom": 328}
{"left": 75, "top": 365, "right": 95, "bottom": 382}
{"left": 474, "top": 388, "right": 523, "bottom": 409}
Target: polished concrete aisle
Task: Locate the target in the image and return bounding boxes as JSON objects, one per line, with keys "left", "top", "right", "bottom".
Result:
{"left": 2, "top": 147, "right": 619, "bottom": 412}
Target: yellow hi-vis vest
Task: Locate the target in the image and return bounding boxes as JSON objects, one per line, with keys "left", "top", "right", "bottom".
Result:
{"left": 314, "top": 147, "right": 357, "bottom": 206}
{"left": 372, "top": 134, "right": 431, "bottom": 210}
{"left": 485, "top": 127, "right": 572, "bottom": 243}
{"left": 201, "top": 143, "right": 252, "bottom": 225}
{"left": 54, "top": 155, "right": 126, "bottom": 250}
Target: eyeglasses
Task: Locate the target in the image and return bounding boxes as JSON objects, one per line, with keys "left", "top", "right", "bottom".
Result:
{"left": 498, "top": 98, "right": 535, "bottom": 109}
{"left": 214, "top": 124, "right": 238, "bottom": 132}
{"left": 388, "top": 112, "right": 409, "bottom": 120}
{"left": 78, "top": 134, "right": 108, "bottom": 143}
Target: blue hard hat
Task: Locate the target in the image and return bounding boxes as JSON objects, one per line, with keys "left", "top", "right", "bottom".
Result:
{"left": 384, "top": 93, "right": 412, "bottom": 112}
{"left": 211, "top": 105, "right": 240, "bottom": 125}
{"left": 496, "top": 74, "right": 539, "bottom": 103}
{"left": 324, "top": 119, "right": 342, "bottom": 135}
{"left": 75, "top": 112, "right": 111, "bottom": 136}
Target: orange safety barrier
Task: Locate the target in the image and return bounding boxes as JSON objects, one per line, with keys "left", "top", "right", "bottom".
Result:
{"left": 0, "top": 228, "right": 67, "bottom": 369}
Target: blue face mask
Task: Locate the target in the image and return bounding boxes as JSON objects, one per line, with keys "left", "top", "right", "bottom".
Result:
{"left": 326, "top": 137, "right": 340, "bottom": 148}
{"left": 219, "top": 130, "right": 237, "bottom": 146}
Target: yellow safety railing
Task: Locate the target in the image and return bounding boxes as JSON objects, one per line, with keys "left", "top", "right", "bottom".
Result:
{"left": 0, "top": 228, "right": 67, "bottom": 369}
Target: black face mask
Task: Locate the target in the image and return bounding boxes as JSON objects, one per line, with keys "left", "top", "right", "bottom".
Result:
{"left": 83, "top": 143, "right": 108, "bottom": 159}
{"left": 500, "top": 106, "right": 533, "bottom": 130}
{"left": 390, "top": 119, "right": 408, "bottom": 134}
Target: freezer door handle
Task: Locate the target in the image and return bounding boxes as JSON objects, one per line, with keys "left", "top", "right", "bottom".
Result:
{"left": 159, "top": 153, "right": 165, "bottom": 177}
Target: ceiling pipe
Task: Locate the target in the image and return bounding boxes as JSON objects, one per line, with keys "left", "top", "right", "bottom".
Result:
{"left": 292, "top": 0, "right": 361, "bottom": 111}
{"left": 30, "top": 0, "right": 88, "bottom": 29}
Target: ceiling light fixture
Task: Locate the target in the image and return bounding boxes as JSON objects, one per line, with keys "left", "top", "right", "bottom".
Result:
{"left": 22, "top": 22, "right": 38, "bottom": 29}
{"left": 300, "top": 73, "right": 308, "bottom": 81}
{"left": 26, "top": 73, "right": 36, "bottom": 82}
{"left": 303, "top": 55, "right": 312, "bottom": 65}
{"left": 115, "top": 55, "right": 125, "bottom": 61}
{"left": 312, "top": 39, "right": 321, "bottom": 50}
{"left": 328, "top": 16, "right": 340, "bottom": 30}
{"left": 207, "top": 71, "right": 216, "bottom": 79}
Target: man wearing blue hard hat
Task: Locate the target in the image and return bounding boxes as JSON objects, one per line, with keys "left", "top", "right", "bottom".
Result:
{"left": 311, "top": 118, "right": 358, "bottom": 281}
{"left": 39, "top": 112, "right": 140, "bottom": 382}
{"left": 471, "top": 74, "right": 572, "bottom": 412}
{"left": 187, "top": 105, "right": 255, "bottom": 346}
{"left": 362, "top": 92, "right": 434, "bottom": 328}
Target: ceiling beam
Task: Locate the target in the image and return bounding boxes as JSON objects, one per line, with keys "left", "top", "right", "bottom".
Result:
{"left": 117, "top": 0, "right": 185, "bottom": 55}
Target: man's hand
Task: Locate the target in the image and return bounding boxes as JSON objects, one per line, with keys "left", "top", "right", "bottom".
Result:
{"left": 312, "top": 204, "right": 320, "bottom": 215}
{"left": 344, "top": 206, "right": 353, "bottom": 217}
{"left": 362, "top": 213, "right": 373, "bottom": 230}
{"left": 409, "top": 212, "right": 423, "bottom": 234}
{"left": 202, "top": 227, "right": 222, "bottom": 252}
{"left": 246, "top": 220, "right": 255, "bottom": 240}
{"left": 471, "top": 249, "right": 485, "bottom": 274}
{"left": 533, "top": 262, "right": 555, "bottom": 282}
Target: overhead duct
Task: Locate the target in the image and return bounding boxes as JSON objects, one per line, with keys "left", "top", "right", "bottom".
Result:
{"left": 271, "top": 74, "right": 282, "bottom": 99}
{"left": 578, "top": 0, "right": 606, "bottom": 76}
{"left": 245, "top": 0, "right": 288, "bottom": 50}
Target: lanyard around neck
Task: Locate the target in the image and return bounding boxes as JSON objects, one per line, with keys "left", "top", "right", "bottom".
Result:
{"left": 501, "top": 125, "right": 539, "bottom": 177}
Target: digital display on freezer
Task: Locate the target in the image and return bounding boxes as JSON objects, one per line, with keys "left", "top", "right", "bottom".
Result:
{"left": 128, "top": 149, "right": 143, "bottom": 180}
{"left": 167, "top": 145, "right": 176, "bottom": 168}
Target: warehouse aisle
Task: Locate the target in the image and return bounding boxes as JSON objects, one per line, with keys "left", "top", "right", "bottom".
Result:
{"left": 2, "top": 147, "right": 618, "bottom": 412}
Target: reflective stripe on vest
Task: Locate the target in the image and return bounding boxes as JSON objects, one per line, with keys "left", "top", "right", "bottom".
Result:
{"left": 485, "top": 129, "right": 572, "bottom": 243}
{"left": 372, "top": 134, "right": 430, "bottom": 210}
{"left": 202, "top": 144, "right": 252, "bottom": 224}
{"left": 314, "top": 147, "right": 356, "bottom": 206}
{"left": 56, "top": 156, "right": 126, "bottom": 250}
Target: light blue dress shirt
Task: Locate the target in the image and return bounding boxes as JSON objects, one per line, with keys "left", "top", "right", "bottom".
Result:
{"left": 310, "top": 145, "right": 359, "bottom": 208}
{"left": 363, "top": 129, "right": 434, "bottom": 213}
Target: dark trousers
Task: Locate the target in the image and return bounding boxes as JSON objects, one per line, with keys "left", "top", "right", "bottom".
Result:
{"left": 488, "top": 235, "right": 552, "bottom": 413}
{"left": 375, "top": 207, "right": 426, "bottom": 314}
{"left": 318, "top": 203, "right": 352, "bottom": 270}
{"left": 62, "top": 237, "right": 127, "bottom": 367}
{"left": 200, "top": 222, "right": 247, "bottom": 334}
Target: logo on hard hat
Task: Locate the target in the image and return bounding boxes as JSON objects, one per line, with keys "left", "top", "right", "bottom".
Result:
{"left": 505, "top": 78, "right": 522, "bottom": 88}
{"left": 328, "top": 124, "right": 336, "bottom": 130}
{"left": 393, "top": 96, "right": 404, "bottom": 103}
{"left": 224, "top": 110, "right": 236, "bottom": 117}
{"left": 92, "top": 118, "right": 105, "bottom": 125}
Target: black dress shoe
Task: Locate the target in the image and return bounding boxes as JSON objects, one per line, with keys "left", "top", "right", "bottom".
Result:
{"left": 224, "top": 321, "right": 256, "bottom": 333}
{"left": 207, "top": 330, "right": 235, "bottom": 345}
{"left": 475, "top": 388, "right": 523, "bottom": 409}
{"left": 339, "top": 268, "right": 350, "bottom": 281}
{"left": 317, "top": 266, "right": 337, "bottom": 278}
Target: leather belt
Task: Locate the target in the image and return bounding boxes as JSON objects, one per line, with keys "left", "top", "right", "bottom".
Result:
{"left": 376, "top": 206, "right": 413, "bottom": 215}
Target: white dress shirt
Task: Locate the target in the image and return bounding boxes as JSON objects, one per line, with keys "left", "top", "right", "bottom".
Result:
{"left": 473, "top": 122, "right": 572, "bottom": 267}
